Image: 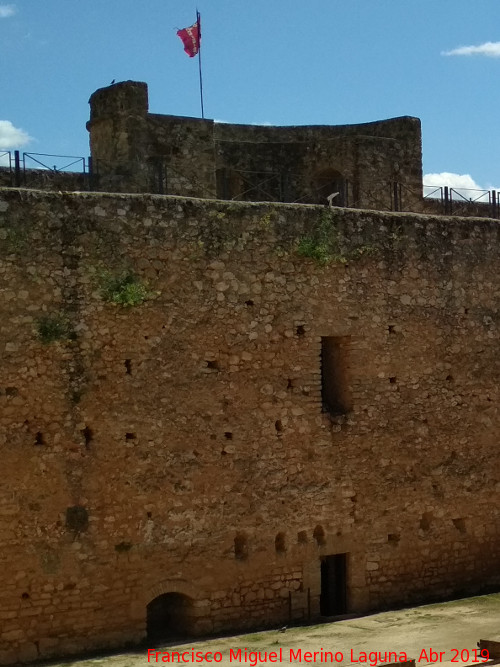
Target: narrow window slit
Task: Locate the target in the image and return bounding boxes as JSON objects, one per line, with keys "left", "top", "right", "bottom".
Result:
{"left": 321, "top": 336, "right": 352, "bottom": 416}
{"left": 81, "top": 426, "right": 93, "bottom": 449}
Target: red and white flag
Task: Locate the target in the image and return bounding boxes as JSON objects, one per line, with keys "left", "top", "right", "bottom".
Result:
{"left": 177, "top": 14, "right": 201, "bottom": 57}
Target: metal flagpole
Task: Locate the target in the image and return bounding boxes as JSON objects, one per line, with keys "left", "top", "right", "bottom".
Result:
{"left": 197, "top": 10, "right": 205, "bottom": 119}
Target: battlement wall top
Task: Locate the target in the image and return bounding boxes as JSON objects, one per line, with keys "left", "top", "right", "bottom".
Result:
{"left": 86, "top": 80, "right": 422, "bottom": 206}
{"left": 88, "top": 80, "right": 149, "bottom": 124}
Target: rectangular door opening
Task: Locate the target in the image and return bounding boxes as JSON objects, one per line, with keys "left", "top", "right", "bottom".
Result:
{"left": 320, "top": 553, "right": 348, "bottom": 616}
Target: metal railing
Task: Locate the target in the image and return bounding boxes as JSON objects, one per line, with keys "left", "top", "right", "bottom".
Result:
{"left": 4, "top": 151, "right": 500, "bottom": 220}
{"left": 0, "top": 150, "right": 12, "bottom": 169}
{"left": 23, "top": 152, "right": 86, "bottom": 174}
{"left": 420, "top": 183, "right": 500, "bottom": 218}
{"left": 1, "top": 150, "right": 91, "bottom": 189}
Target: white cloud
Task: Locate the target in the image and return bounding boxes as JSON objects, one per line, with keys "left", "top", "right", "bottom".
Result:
{"left": 0, "top": 4, "right": 16, "bottom": 18}
{"left": 0, "top": 120, "right": 31, "bottom": 150}
{"left": 423, "top": 172, "right": 500, "bottom": 201}
{"left": 442, "top": 41, "right": 500, "bottom": 57}
{"left": 424, "top": 172, "right": 482, "bottom": 190}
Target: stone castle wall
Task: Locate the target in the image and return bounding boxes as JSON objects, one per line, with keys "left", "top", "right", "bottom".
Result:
{"left": 86, "top": 81, "right": 422, "bottom": 210}
{"left": 0, "top": 186, "right": 499, "bottom": 663}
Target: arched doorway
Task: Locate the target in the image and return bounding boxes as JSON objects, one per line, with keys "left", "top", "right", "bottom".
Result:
{"left": 146, "top": 592, "right": 194, "bottom": 644}
{"left": 311, "top": 169, "right": 345, "bottom": 206}
{"left": 216, "top": 167, "right": 243, "bottom": 200}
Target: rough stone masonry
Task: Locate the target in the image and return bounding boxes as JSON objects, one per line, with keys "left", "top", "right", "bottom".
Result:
{"left": 0, "top": 185, "right": 499, "bottom": 664}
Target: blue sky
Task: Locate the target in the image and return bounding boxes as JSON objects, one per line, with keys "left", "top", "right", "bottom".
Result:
{"left": 1, "top": 0, "right": 500, "bottom": 192}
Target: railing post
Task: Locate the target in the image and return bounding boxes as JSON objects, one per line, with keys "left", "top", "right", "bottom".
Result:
{"left": 279, "top": 171, "right": 286, "bottom": 202}
{"left": 444, "top": 186, "right": 451, "bottom": 215}
{"left": 393, "top": 181, "right": 399, "bottom": 212}
{"left": 492, "top": 190, "right": 497, "bottom": 219}
{"left": 14, "top": 150, "right": 21, "bottom": 187}
{"left": 86, "top": 156, "right": 93, "bottom": 191}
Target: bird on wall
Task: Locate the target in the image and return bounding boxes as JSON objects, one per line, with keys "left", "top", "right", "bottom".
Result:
{"left": 110, "top": 79, "right": 116, "bottom": 85}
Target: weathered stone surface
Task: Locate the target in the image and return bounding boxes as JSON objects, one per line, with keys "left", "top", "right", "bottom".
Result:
{"left": 86, "top": 81, "right": 422, "bottom": 210}
{"left": 0, "top": 187, "right": 499, "bottom": 663}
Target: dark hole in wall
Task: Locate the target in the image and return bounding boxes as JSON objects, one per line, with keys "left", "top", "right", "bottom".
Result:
{"left": 206, "top": 360, "right": 220, "bottom": 370}
{"left": 65, "top": 505, "right": 89, "bottom": 533}
{"left": 146, "top": 511, "right": 152, "bottom": 518}
{"left": 5, "top": 386, "right": 18, "bottom": 396}
{"left": 234, "top": 534, "right": 248, "bottom": 560}
{"left": 297, "top": 530, "right": 308, "bottom": 544}
{"left": 313, "top": 524, "right": 326, "bottom": 546}
{"left": 296, "top": 325, "right": 306, "bottom": 336}
{"left": 245, "top": 300, "right": 254, "bottom": 307}
{"left": 147, "top": 592, "right": 194, "bottom": 644}
{"left": 388, "top": 325, "right": 396, "bottom": 334}
{"left": 125, "top": 432, "right": 136, "bottom": 440}
{"left": 71, "top": 390, "right": 82, "bottom": 404}
{"left": 388, "top": 533, "right": 400, "bottom": 545}
{"left": 446, "top": 375, "right": 454, "bottom": 382}
{"left": 34, "top": 432, "right": 44, "bottom": 446}
{"left": 389, "top": 377, "right": 397, "bottom": 384}
{"left": 124, "top": 359, "right": 132, "bottom": 375}
{"left": 81, "top": 426, "right": 93, "bottom": 449}
{"left": 420, "top": 512, "right": 433, "bottom": 532}
{"left": 224, "top": 432, "right": 233, "bottom": 440}
{"left": 275, "top": 532, "right": 286, "bottom": 553}
{"left": 275, "top": 419, "right": 283, "bottom": 435}
{"left": 453, "top": 518, "right": 466, "bottom": 533}
{"left": 21, "top": 592, "right": 30, "bottom": 600}
{"left": 287, "top": 378, "right": 294, "bottom": 390}
{"left": 321, "top": 337, "right": 352, "bottom": 416}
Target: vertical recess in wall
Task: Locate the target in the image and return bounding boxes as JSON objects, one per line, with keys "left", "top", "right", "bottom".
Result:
{"left": 313, "top": 525, "right": 326, "bottom": 546}
{"left": 320, "top": 337, "right": 352, "bottom": 416}
{"left": 275, "top": 532, "right": 286, "bottom": 553}
{"left": 234, "top": 534, "right": 248, "bottom": 560}
{"left": 81, "top": 426, "right": 93, "bottom": 449}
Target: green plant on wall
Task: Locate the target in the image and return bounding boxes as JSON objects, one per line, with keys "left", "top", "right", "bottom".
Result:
{"left": 98, "top": 269, "right": 156, "bottom": 307}
{"left": 36, "top": 313, "right": 74, "bottom": 344}
{"left": 296, "top": 209, "right": 377, "bottom": 265}
{"left": 1, "top": 226, "right": 29, "bottom": 254}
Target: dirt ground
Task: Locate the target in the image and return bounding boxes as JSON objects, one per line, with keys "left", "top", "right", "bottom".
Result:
{"left": 56, "top": 594, "right": 500, "bottom": 667}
